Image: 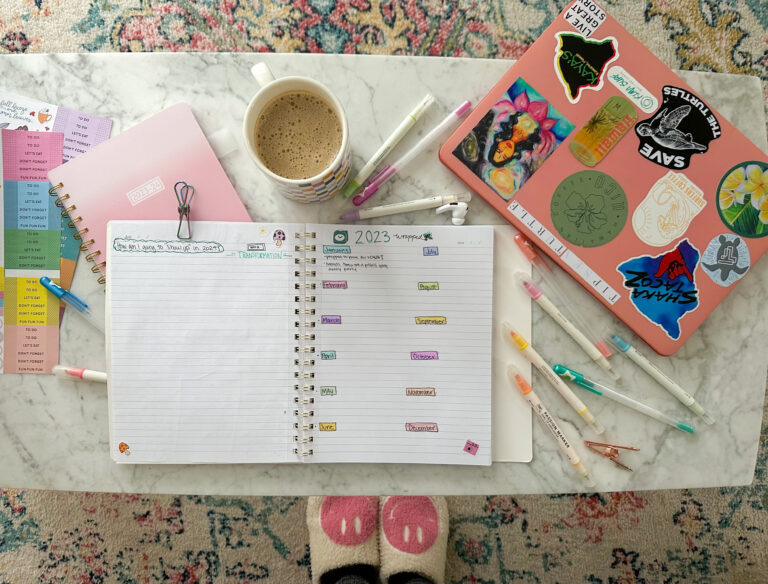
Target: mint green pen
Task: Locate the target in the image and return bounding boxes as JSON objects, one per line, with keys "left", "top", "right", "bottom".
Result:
{"left": 553, "top": 365, "right": 695, "bottom": 435}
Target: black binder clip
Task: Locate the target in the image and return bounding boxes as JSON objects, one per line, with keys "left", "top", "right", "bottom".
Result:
{"left": 174, "top": 180, "right": 195, "bottom": 239}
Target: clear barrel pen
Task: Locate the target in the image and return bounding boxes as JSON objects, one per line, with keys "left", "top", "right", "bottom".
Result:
{"left": 513, "top": 234, "right": 616, "bottom": 372}
{"left": 507, "top": 364, "right": 595, "bottom": 487}
{"left": 515, "top": 272, "right": 617, "bottom": 379}
{"left": 554, "top": 364, "right": 695, "bottom": 434}
{"left": 39, "top": 277, "right": 105, "bottom": 333}
{"left": 610, "top": 333, "right": 715, "bottom": 425}
{"left": 501, "top": 322, "right": 605, "bottom": 435}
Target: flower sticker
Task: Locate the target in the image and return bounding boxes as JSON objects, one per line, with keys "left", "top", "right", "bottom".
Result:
{"left": 564, "top": 192, "right": 607, "bottom": 234}
{"left": 716, "top": 161, "right": 768, "bottom": 238}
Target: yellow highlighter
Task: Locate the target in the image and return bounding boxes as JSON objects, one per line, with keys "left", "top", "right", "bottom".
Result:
{"left": 501, "top": 322, "right": 605, "bottom": 435}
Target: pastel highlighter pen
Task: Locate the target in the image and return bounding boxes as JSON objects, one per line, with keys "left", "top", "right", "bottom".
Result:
{"left": 508, "top": 364, "right": 595, "bottom": 487}
{"left": 502, "top": 322, "right": 605, "bottom": 435}
{"left": 515, "top": 273, "right": 618, "bottom": 379}
{"left": 611, "top": 333, "right": 715, "bottom": 425}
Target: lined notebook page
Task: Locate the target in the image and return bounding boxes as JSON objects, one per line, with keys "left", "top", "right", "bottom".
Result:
{"left": 309, "top": 224, "right": 494, "bottom": 465}
{"left": 106, "top": 221, "right": 303, "bottom": 464}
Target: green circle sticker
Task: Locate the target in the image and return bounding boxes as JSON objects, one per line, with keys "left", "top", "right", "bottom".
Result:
{"left": 716, "top": 161, "right": 768, "bottom": 238}
{"left": 551, "top": 170, "right": 628, "bottom": 247}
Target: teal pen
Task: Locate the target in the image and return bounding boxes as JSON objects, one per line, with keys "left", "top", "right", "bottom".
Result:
{"left": 610, "top": 333, "right": 715, "bottom": 425}
{"left": 39, "top": 277, "right": 105, "bottom": 334}
{"left": 553, "top": 364, "right": 695, "bottom": 435}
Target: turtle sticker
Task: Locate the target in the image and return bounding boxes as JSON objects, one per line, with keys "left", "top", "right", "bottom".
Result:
{"left": 701, "top": 234, "right": 750, "bottom": 287}
{"left": 554, "top": 32, "right": 618, "bottom": 104}
{"left": 617, "top": 239, "right": 700, "bottom": 340}
{"left": 635, "top": 86, "right": 721, "bottom": 170}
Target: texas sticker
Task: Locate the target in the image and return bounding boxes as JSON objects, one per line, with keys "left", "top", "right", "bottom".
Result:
{"left": 617, "top": 239, "right": 700, "bottom": 340}
{"left": 554, "top": 32, "right": 618, "bottom": 103}
{"left": 635, "top": 86, "right": 721, "bottom": 169}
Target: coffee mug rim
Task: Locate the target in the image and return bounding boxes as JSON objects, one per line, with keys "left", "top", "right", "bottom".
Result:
{"left": 243, "top": 76, "right": 349, "bottom": 185}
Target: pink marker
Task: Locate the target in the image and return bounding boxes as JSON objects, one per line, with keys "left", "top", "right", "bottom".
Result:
{"left": 353, "top": 100, "right": 472, "bottom": 206}
{"left": 513, "top": 234, "right": 613, "bottom": 360}
{"left": 53, "top": 364, "right": 107, "bottom": 384}
{"left": 514, "top": 272, "right": 618, "bottom": 379}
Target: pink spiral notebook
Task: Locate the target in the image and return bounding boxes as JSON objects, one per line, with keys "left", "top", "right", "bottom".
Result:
{"left": 439, "top": 0, "right": 768, "bottom": 355}
{"left": 48, "top": 103, "right": 251, "bottom": 282}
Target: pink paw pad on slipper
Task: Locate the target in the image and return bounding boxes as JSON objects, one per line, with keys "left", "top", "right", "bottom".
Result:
{"left": 307, "top": 496, "right": 380, "bottom": 584}
{"left": 380, "top": 496, "right": 449, "bottom": 584}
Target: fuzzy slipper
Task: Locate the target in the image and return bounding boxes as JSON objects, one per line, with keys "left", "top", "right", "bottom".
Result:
{"left": 307, "top": 496, "right": 380, "bottom": 584}
{"left": 379, "top": 496, "right": 449, "bottom": 584}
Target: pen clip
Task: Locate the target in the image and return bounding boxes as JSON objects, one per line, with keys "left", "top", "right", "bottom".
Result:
{"left": 584, "top": 441, "right": 639, "bottom": 472}
{"left": 174, "top": 180, "right": 195, "bottom": 240}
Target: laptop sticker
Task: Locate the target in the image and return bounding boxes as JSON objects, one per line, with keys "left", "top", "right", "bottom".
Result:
{"left": 617, "top": 239, "right": 700, "bottom": 339}
{"left": 451, "top": 77, "right": 574, "bottom": 200}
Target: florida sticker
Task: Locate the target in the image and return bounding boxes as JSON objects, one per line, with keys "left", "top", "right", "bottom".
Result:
{"left": 617, "top": 239, "right": 700, "bottom": 340}
{"left": 701, "top": 234, "right": 750, "bottom": 287}
{"left": 716, "top": 161, "right": 768, "bottom": 238}
{"left": 452, "top": 77, "right": 574, "bottom": 200}
{"left": 635, "top": 86, "right": 721, "bottom": 170}
{"left": 554, "top": 32, "right": 618, "bottom": 103}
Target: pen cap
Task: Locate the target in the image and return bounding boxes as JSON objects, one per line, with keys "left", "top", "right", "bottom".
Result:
{"left": 609, "top": 333, "right": 632, "bottom": 352}
{"left": 506, "top": 364, "right": 532, "bottom": 394}
{"left": 452, "top": 192, "right": 472, "bottom": 203}
{"left": 513, "top": 271, "right": 542, "bottom": 299}
{"left": 39, "top": 276, "right": 64, "bottom": 299}
{"left": 415, "top": 93, "right": 436, "bottom": 116}
{"left": 552, "top": 364, "right": 584, "bottom": 383}
{"left": 501, "top": 321, "right": 528, "bottom": 350}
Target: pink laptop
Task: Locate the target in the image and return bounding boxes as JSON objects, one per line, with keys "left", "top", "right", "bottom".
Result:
{"left": 439, "top": 0, "right": 768, "bottom": 355}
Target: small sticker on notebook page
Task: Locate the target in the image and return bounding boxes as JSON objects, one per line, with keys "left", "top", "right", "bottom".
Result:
{"left": 464, "top": 440, "right": 479, "bottom": 455}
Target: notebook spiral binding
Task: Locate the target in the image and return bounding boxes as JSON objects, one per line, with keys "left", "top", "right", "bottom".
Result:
{"left": 293, "top": 231, "right": 317, "bottom": 458}
{"left": 49, "top": 182, "right": 106, "bottom": 284}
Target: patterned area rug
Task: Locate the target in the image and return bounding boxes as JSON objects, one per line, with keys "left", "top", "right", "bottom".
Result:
{"left": 0, "top": 0, "right": 767, "bottom": 582}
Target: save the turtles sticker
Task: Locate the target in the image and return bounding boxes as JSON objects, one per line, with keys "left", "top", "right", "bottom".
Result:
{"left": 635, "top": 86, "right": 721, "bottom": 170}
{"left": 554, "top": 32, "right": 618, "bottom": 104}
{"left": 617, "top": 239, "right": 700, "bottom": 340}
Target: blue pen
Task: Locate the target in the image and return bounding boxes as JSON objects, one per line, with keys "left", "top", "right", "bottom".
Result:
{"left": 40, "top": 277, "right": 105, "bottom": 333}
{"left": 553, "top": 364, "right": 695, "bottom": 434}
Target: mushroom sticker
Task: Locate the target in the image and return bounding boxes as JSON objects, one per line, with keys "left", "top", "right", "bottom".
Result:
{"left": 273, "top": 229, "right": 286, "bottom": 247}
{"left": 118, "top": 442, "right": 131, "bottom": 456}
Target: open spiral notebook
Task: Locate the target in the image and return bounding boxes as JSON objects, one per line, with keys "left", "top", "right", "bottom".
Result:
{"left": 106, "top": 220, "right": 520, "bottom": 465}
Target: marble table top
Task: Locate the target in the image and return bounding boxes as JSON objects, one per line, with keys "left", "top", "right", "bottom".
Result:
{"left": 0, "top": 53, "right": 766, "bottom": 495}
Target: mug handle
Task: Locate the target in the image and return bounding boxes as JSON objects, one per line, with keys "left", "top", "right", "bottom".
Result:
{"left": 251, "top": 63, "right": 276, "bottom": 88}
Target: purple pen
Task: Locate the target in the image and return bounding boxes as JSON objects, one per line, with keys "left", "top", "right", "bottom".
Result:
{"left": 352, "top": 100, "right": 472, "bottom": 206}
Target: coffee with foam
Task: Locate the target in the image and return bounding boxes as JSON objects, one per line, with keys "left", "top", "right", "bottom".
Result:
{"left": 254, "top": 91, "right": 343, "bottom": 180}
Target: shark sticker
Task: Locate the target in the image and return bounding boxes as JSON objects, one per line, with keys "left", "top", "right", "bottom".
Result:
{"left": 617, "top": 239, "right": 700, "bottom": 340}
{"left": 635, "top": 86, "right": 721, "bottom": 170}
{"left": 554, "top": 32, "right": 618, "bottom": 103}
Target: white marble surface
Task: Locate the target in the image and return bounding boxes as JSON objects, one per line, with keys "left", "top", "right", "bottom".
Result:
{"left": 0, "top": 53, "right": 765, "bottom": 495}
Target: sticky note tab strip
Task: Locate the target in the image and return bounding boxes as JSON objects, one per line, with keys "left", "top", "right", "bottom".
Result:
{"left": 2, "top": 129, "right": 62, "bottom": 373}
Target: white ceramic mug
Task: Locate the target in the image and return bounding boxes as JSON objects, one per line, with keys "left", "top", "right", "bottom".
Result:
{"left": 243, "top": 63, "right": 351, "bottom": 203}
